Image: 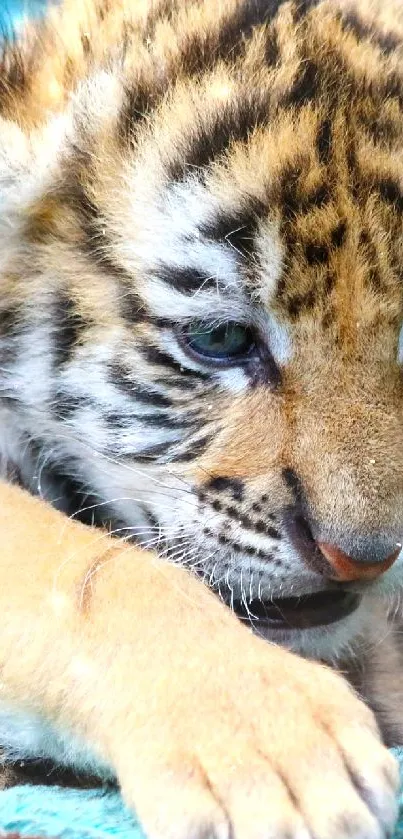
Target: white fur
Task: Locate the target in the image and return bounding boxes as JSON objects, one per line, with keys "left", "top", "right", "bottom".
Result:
{"left": 0, "top": 702, "right": 113, "bottom": 779}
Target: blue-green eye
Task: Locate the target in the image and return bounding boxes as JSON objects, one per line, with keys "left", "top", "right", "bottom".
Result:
{"left": 183, "top": 321, "right": 256, "bottom": 364}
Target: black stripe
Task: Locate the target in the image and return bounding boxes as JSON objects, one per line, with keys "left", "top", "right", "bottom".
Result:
{"left": 264, "top": 26, "right": 280, "bottom": 66}
{"left": 204, "top": 476, "right": 245, "bottom": 501}
{"left": 286, "top": 290, "right": 318, "bottom": 318}
{"left": 47, "top": 466, "right": 106, "bottom": 527}
{"left": 304, "top": 241, "right": 330, "bottom": 266}
{"left": 200, "top": 197, "right": 266, "bottom": 257}
{"left": 80, "top": 32, "right": 91, "bottom": 57}
{"left": 0, "top": 305, "right": 20, "bottom": 337}
{"left": 330, "top": 220, "right": 347, "bottom": 248}
{"left": 52, "top": 391, "right": 92, "bottom": 420}
{"left": 65, "top": 177, "right": 129, "bottom": 280}
{"left": 118, "top": 1, "right": 289, "bottom": 145}
{"left": 141, "top": 412, "right": 199, "bottom": 429}
{"left": 225, "top": 504, "right": 281, "bottom": 537}
{"left": 283, "top": 58, "right": 320, "bottom": 108}
{"left": 141, "top": 343, "right": 189, "bottom": 373}
{"left": 109, "top": 362, "right": 172, "bottom": 407}
{"left": 119, "top": 291, "right": 149, "bottom": 324}
{"left": 179, "top": 0, "right": 290, "bottom": 75}
{"left": 49, "top": 177, "right": 118, "bottom": 278}
{"left": 133, "top": 441, "right": 173, "bottom": 462}
{"left": 154, "top": 374, "right": 204, "bottom": 391}
{"left": 169, "top": 433, "right": 214, "bottom": 463}
{"left": 367, "top": 265, "right": 383, "bottom": 292}
{"left": 273, "top": 159, "right": 331, "bottom": 222}
{"left": 58, "top": 150, "right": 140, "bottom": 299}
{"left": 218, "top": 0, "right": 290, "bottom": 46}
{"left": 60, "top": 169, "right": 148, "bottom": 323}
{"left": 293, "top": 0, "right": 321, "bottom": 21}
{"left": 282, "top": 467, "right": 307, "bottom": 506}
{"left": 0, "top": 36, "right": 29, "bottom": 116}
{"left": 339, "top": 10, "right": 401, "bottom": 56}
{"left": 103, "top": 411, "right": 132, "bottom": 430}
{"left": 377, "top": 177, "right": 403, "bottom": 212}
{"left": 142, "top": 0, "right": 184, "bottom": 30}
{"left": 359, "top": 229, "right": 384, "bottom": 292}
{"left": 383, "top": 74, "right": 403, "bottom": 111}
{"left": 345, "top": 134, "right": 360, "bottom": 200}
{"left": 256, "top": 520, "right": 281, "bottom": 538}
{"left": 95, "top": 0, "right": 112, "bottom": 23}
{"left": 321, "top": 308, "right": 335, "bottom": 329}
{"left": 140, "top": 343, "right": 209, "bottom": 380}
{"left": 365, "top": 175, "right": 403, "bottom": 213}
{"left": 122, "top": 385, "right": 172, "bottom": 409}
{"left": 316, "top": 118, "right": 332, "bottom": 166}
{"left": 149, "top": 316, "right": 179, "bottom": 330}
{"left": 323, "top": 269, "right": 337, "bottom": 295}
{"left": 105, "top": 410, "right": 198, "bottom": 431}
{"left": 358, "top": 111, "right": 402, "bottom": 146}
{"left": 204, "top": 530, "right": 275, "bottom": 559}
{"left": 142, "top": 507, "right": 161, "bottom": 531}
{"left": 166, "top": 91, "right": 271, "bottom": 180}
{"left": 53, "top": 293, "right": 89, "bottom": 368}
{"left": 118, "top": 78, "right": 159, "bottom": 146}
{"left": 156, "top": 265, "right": 216, "bottom": 294}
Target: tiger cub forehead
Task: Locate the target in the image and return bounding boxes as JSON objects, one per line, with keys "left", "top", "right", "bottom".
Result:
{"left": 2, "top": 0, "right": 403, "bottom": 369}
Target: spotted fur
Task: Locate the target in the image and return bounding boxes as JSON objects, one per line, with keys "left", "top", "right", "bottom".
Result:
{"left": 1, "top": 0, "right": 403, "bottom": 783}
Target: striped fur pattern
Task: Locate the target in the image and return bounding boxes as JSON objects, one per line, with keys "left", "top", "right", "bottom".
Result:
{"left": 1, "top": 0, "right": 403, "bottom": 668}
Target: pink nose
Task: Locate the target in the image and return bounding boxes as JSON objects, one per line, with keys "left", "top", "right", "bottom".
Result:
{"left": 318, "top": 542, "right": 401, "bottom": 582}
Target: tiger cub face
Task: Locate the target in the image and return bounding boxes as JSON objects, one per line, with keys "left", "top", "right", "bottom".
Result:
{"left": 1, "top": 0, "right": 403, "bottom": 658}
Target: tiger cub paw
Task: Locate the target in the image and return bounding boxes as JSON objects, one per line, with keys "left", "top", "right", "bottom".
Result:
{"left": 114, "top": 639, "right": 399, "bottom": 839}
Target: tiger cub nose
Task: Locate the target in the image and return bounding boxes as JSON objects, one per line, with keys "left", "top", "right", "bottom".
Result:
{"left": 317, "top": 541, "right": 401, "bottom": 582}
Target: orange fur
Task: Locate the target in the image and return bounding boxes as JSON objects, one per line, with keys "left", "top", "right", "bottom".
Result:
{"left": 1, "top": 1, "right": 403, "bottom": 837}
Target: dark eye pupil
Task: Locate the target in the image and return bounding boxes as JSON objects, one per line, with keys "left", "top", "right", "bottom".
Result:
{"left": 185, "top": 321, "right": 255, "bottom": 362}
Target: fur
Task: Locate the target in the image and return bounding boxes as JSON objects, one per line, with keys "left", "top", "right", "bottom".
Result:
{"left": 0, "top": 2, "right": 403, "bottom": 837}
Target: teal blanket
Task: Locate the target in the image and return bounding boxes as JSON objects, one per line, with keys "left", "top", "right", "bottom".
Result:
{"left": 0, "top": 784, "right": 145, "bottom": 838}
{"left": 0, "top": 749, "right": 402, "bottom": 839}
{"left": 0, "top": 2, "right": 47, "bottom": 39}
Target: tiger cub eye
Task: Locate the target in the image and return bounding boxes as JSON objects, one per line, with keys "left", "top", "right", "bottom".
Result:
{"left": 184, "top": 321, "right": 256, "bottom": 364}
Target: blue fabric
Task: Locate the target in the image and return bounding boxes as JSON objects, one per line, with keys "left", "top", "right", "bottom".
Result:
{"left": 394, "top": 749, "right": 403, "bottom": 839}
{"left": 0, "top": 784, "right": 146, "bottom": 838}
{"left": 0, "top": 1, "right": 48, "bottom": 34}
{"left": 1, "top": 750, "right": 403, "bottom": 838}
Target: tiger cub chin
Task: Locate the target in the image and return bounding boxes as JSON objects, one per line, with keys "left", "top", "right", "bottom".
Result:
{"left": 1, "top": 0, "right": 403, "bottom": 836}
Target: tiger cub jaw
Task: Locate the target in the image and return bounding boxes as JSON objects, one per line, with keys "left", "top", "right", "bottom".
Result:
{"left": 19, "top": 446, "right": 399, "bottom": 655}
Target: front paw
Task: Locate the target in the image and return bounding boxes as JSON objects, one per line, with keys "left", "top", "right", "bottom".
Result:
{"left": 112, "top": 638, "right": 399, "bottom": 839}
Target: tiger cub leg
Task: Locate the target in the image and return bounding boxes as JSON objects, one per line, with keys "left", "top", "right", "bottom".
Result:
{"left": 0, "top": 480, "right": 398, "bottom": 839}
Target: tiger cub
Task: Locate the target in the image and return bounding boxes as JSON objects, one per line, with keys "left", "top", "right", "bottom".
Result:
{"left": 0, "top": 0, "right": 403, "bottom": 837}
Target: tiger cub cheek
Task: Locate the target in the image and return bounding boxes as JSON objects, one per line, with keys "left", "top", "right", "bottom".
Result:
{"left": 187, "top": 389, "right": 288, "bottom": 486}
